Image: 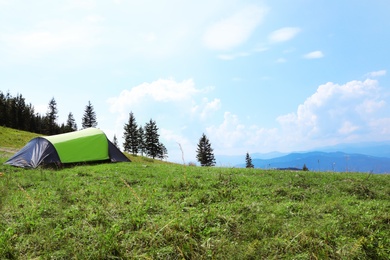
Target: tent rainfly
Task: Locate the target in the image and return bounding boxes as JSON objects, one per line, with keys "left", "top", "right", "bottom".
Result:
{"left": 5, "top": 128, "right": 130, "bottom": 168}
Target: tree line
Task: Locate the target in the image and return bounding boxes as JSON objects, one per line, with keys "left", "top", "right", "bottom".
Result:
{"left": 122, "top": 112, "right": 167, "bottom": 160}
{"left": 0, "top": 91, "right": 99, "bottom": 135}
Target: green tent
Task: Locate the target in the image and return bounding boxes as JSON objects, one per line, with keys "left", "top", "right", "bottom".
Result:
{"left": 5, "top": 128, "right": 130, "bottom": 168}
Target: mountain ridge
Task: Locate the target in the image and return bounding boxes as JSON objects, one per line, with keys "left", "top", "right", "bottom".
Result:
{"left": 216, "top": 142, "right": 390, "bottom": 173}
{"left": 239, "top": 151, "right": 390, "bottom": 174}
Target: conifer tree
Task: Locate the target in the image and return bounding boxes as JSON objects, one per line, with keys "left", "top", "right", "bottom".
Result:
{"left": 15, "top": 94, "right": 27, "bottom": 130}
{"left": 81, "top": 101, "right": 97, "bottom": 129}
{"left": 157, "top": 142, "right": 168, "bottom": 160}
{"left": 144, "top": 119, "right": 160, "bottom": 159}
{"left": 0, "top": 91, "right": 49, "bottom": 134}
{"left": 196, "top": 133, "right": 216, "bottom": 166}
{"left": 123, "top": 112, "right": 139, "bottom": 154}
{"left": 245, "top": 152, "right": 254, "bottom": 168}
{"left": 45, "top": 97, "right": 59, "bottom": 134}
{"left": 138, "top": 125, "right": 145, "bottom": 156}
{"left": 113, "top": 134, "right": 119, "bottom": 148}
{"left": 65, "top": 112, "right": 77, "bottom": 132}
{"left": 0, "top": 91, "right": 7, "bottom": 126}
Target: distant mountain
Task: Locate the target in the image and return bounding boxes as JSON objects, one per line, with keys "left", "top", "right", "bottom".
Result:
{"left": 240, "top": 152, "right": 390, "bottom": 174}
{"left": 216, "top": 151, "right": 287, "bottom": 166}
{"left": 314, "top": 141, "right": 390, "bottom": 158}
{"left": 217, "top": 142, "right": 390, "bottom": 173}
{"left": 251, "top": 152, "right": 288, "bottom": 159}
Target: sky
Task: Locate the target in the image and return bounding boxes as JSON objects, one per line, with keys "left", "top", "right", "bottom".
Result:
{"left": 1, "top": 0, "right": 390, "bottom": 164}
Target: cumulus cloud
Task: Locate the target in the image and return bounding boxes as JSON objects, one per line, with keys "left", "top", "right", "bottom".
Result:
{"left": 207, "top": 112, "right": 246, "bottom": 149}
{"left": 303, "top": 51, "right": 324, "bottom": 59}
{"left": 192, "top": 98, "right": 221, "bottom": 119}
{"left": 268, "top": 27, "right": 301, "bottom": 43}
{"left": 206, "top": 112, "right": 280, "bottom": 154}
{"left": 276, "top": 79, "right": 388, "bottom": 144}
{"left": 108, "top": 78, "right": 201, "bottom": 114}
{"left": 338, "top": 121, "right": 359, "bottom": 135}
{"left": 366, "top": 70, "right": 386, "bottom": 77}
{"left": 206, "top": 78, "right": 390, "bottom": 154}
{"left": 203, "top": 5, "right": 267, "bottom": 50}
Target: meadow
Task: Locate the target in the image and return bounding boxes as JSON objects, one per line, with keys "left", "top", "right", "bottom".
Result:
{"left": 0, "top": 127, "right": 389, "bottom": 259}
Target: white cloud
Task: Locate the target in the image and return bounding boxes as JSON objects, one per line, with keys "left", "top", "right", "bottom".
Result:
{"left": 85, "top": 15, "right": 105, "bottom": 23}
{"left": 64, "top": 0, "right": 96, "bottom": 10}
{"left": 192, "top": 98, "right": 221, "bottom": 119}
{"left": 218, "top": 52, "right": 250, "bottom": 60}
{"left": 268, "top": 27, "right": 301, "bottom": 43}
{"left": 356, "top": 99, "right": 385, "bottom": 114}
{"left": 276, "top": 79, "right": 388, "bottom": 144}
{"left": 217, "top": 46, "right": 268, "bottom": 60}
{"left": 34, "top": 104, "right": 47, "bottom": 115}
{"left": 1, "top": 21, "right": 102, "bottom": 60}
{"left": 303, "top": 51, "right": 324, "bottom": 59}
{"left": 207, "top": 112, "right": 246, "bottom": 149}
{"left": 369, "top": 118, "right": 390, "bottom": 135}
{"left": 366, "top": 70, "right": 386, "bottom": 77}
{"left": 203, "top": 5, "right": 267, "bottom": 50}
{"left": 108, "top": 78, "right": 201, "bottom": 114}
{"left": 206, "top": 112, "right": 280, "bottom": 154}
{"left": 276, "top": 58, "right": 287, "bottom": 63}
{"left": 338, "top": 121, "right": 359, "bottom": 135}
{"left": 206, "top": 78, "right": 390, "bottom": 155}
{"left": 1, "top": 1, "right": 269, "bottom": 64}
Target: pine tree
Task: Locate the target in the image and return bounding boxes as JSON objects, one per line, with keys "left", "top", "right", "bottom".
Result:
{"left": 144, "top": 119, "right": 160, "bottom": 159}
{"left": 138, "top": 126, "right": 145, "bottom": 156}
{"left": 65, "top": 112, "right": 77, "bottom": 132}
{"left": 15, "top": 94, "right": 27, "bottom": 130}
{"left": 245, "top": 152, "right": 254, "bottom": 168}
{"left": 0, "top": 91, "right": 7, "bottom": 126}
{"left": 123, "top": 112, "right": 139, "bottom": 154}
{"left": 113, "top": 134, "right": 119, "bottom": 148}
{"left": 196, "top": 133, "right": 216, "bottom": 167}
{"left": 157, "top": 142, "right": 168, "bottom": 160}
{"left": 45, "top": 97, "right": 59, "bottom": 134}
{"left": 0, "top": 91, "right": 44, "bottom": 134}
{"left": 81, "top": 101, "right": 97, "bottom": 129}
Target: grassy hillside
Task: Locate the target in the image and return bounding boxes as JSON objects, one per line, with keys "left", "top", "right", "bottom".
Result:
{"left": 0, "top": 126, "right": 40, "bottom": 150}
{"left": 1, "top": 127, "right": 390, "bottom": 259}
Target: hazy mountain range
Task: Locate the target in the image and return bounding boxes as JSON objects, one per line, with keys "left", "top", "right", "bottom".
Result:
{"left": 216, "top": 141, "right": 390, "bottom": 174}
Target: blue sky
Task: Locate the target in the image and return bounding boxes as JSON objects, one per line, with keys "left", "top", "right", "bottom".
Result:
{"left": 1, "top": 0, "right": 389, "bottom": 163}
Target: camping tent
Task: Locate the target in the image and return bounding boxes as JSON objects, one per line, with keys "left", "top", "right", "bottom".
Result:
{"left": 5, "top": 128, "right": 130, "bottom": 168}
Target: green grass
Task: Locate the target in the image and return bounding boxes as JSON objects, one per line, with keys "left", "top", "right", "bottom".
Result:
{"left": 1, "top": 127, "right": 390, "bottom": 259}
{"left": 1, "top": 162, "right": 389, "bottom": 259}
{"left": 0, "top": 126, "right": 40, "bottom": 150}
